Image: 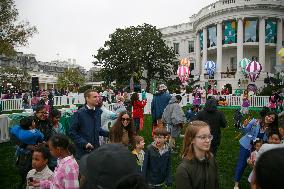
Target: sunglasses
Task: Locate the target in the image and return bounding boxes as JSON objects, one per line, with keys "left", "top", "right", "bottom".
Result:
{"left": 121, "top": 118, "right": 131, "bottom": 121}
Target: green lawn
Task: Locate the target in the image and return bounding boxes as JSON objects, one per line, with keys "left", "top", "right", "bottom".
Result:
{"left": 0, "top": 108, "right": 259, "bottom": 189}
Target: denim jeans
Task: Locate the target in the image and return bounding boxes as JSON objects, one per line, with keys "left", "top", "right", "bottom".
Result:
{"left": 234, "top": 145, "right": 251, "bottom": 182}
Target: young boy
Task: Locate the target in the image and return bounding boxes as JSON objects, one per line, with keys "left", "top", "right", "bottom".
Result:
{"left": 132, "top": 135, "right": 145, "bottom": 172}
{"left": 26, "top": 146, "right": 53, "bottom": 189}
{"left": 142, "top": 128, "right": 172, "bottom": 188}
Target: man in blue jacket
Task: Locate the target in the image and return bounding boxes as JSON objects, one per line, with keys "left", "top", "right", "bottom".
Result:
{"left": 69, "top": 89, "right": 108, "bottom": 159}
{"left": 151, "top": 84, "right": 171, "bottom": 129}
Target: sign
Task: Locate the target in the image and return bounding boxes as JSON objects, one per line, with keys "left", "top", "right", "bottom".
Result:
{"left": 150, "top": 80, "right": 157, "bottom": 94}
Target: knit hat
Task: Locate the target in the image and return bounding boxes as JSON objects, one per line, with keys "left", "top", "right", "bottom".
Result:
{"left": 79, "top": 143, "right": 139, "bottom": 189}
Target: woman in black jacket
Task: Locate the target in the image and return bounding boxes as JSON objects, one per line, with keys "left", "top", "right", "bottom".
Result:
{"left": 196, "top": 98, "right": 227, "bottom": 155}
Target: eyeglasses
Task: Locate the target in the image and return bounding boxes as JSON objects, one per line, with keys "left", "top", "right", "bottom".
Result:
{"left": 121, "top": 118, "right": 131, "bottom": 122}
{"left": 195, "top": 135, "right": 213, "bottom": 141}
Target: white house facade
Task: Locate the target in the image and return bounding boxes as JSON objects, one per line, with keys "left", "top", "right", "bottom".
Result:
{"left": 160, "top": 0, "right": 284, "bottom": 92}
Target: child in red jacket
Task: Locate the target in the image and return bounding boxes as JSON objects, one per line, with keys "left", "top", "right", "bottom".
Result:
{"left": 131, "top": 92, "right": 147, "bottom": 134}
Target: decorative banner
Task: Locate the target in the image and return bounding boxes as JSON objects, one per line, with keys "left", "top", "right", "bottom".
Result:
{"left": 177, "top": 58, "right": 190, "bottom": 85}
{"left": 239, "top": 58, "right": 251, "bottom": 75}
{"left": 204, "top": 60, "right": 216, "bottom": 77}
{"left": 265, "top": 19, "right": 277, "bottom": 43}
{"left": 245, "top": 60, "right": 262, "bottom": 82}
{"left": 224, "top": 20, "right": 237, "bottom": 44}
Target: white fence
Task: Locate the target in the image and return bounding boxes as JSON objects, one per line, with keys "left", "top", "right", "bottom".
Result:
{"left": 0, "top": 93, "right": 272, "bottom": 112}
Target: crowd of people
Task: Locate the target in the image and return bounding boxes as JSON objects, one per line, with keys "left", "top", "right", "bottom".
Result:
{"left": 7, "top": 84, "right": 284, "bottom": 189}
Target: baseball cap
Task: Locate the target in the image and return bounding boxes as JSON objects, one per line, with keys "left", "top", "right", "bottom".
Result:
{"left": 158, "top": 84, "right": 167, "bottom": 91}
{"left": 79, "top": 143, "right": 139, "bottom": 189}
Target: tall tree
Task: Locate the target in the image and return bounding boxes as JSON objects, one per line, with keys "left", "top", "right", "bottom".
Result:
{"left": 0, "top": 66, "right": 30, "bottom": 89}
{"left": 93, "top": 23, "right": 176, "bottom": 91}
{"left": 0, "top": 0, "right": 37, "bottom": 56}
{"left": 57, "top": 68, "right": 85, "bottom": 92}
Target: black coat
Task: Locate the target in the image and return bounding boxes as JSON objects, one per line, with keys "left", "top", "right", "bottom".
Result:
{"left": 176, "top": 157, "right": 219, "bottom": 189}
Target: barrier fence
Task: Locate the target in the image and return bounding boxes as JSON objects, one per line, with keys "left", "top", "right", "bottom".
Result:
{"left": 0, "top": 93, "right": 273, "bottom": 112}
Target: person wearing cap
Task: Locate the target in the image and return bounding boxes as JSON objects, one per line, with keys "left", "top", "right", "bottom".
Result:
{"left": 151, "top": 84, "right": 171, "bottom": 130}
{"left": 79, "top": 143, "right": 148, "bottom": 189}
{"left": 69, "top": 89, "right": 109, "bottom": 159}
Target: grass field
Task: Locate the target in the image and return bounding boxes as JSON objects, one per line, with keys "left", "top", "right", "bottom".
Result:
{"left": 0, "top": 108, "right": 259, "bottom": 189}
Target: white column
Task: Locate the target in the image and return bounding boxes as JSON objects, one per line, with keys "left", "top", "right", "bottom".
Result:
{"left": 276, "top": 18, "right": 283, "bottom": 66}
{"left": 202, "top": 27, "right": 207, "bottom": 80}
{"left": 216, "top": 22, "right": 223, "bottom": 79}
{"left": 237, "top": 18, "right": 244, "bottom": 73}
{"left": 195, "top": 33, "right": 201, "bottom": 76}
{"left": 259, "top": 17, "right": 265, "bottom": 72}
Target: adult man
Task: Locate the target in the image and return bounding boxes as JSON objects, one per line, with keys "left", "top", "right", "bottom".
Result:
{"left": 151, "top": 84, "right": 171, "bottom": 129}
{"left": 69, "top": 89, "right": 108, "bottom": 159}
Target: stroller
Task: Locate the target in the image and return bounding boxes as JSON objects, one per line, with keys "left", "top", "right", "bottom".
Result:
{"left": 233, "top": 108, "right": 243, "bottom": 129}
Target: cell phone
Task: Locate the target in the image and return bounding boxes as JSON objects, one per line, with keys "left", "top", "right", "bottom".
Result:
{"left": 29, "top": 177, "right": 33, "bottom": 182}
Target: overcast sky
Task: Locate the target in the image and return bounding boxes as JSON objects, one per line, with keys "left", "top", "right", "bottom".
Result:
{"left": 15, "top": 0, "right": 216, "bottom": 70}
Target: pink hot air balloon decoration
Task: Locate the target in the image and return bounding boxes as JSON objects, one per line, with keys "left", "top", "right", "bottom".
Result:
{"left": 245, "top": 60, "right": 262, "bottom": 82}
{"left": 177, "top": 58, "right": 190, "bottom": 85}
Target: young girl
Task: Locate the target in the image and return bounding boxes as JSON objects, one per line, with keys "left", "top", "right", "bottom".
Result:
{"left": 110, "top": 111, "right": 135, "bottom": 147}
{"left": 50, "top": 109, "right": 65, "bottom": 134}
{"left": 28, "top": 134, "right": 79, "bottom": 189}
{"left": 247, "top": 139, "right": 263, "bottom": 183}
{"left": 176, "top": 121, "right": 218, "bottom": 189}
{"left": 131, "top": 92, "right": 147, "bottom": 134}
{"left": 241, "top": 90, "right": 250, "bottom": 115}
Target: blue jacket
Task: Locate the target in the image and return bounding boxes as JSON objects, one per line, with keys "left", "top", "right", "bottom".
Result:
{"left": 10, "top": 125, "right": 44, "bottom": 145}
{"left": 69, "top": 106, "right": 108, "bottom": 159}
{"left": 151, "top": 92, "right": 171, "bottom": 122}
{"left": 142, "top": 144, "right": 172, "bottom": 186}
{"left": 239, "top": 118, "right": 268, "bottom": 150}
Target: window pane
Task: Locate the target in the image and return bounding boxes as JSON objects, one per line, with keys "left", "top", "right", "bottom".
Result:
{"left": 265, "top": 19, "right": 277, "bottom": 43}
{"left": 244, "top": 19, "right": 258, "bottom": 42}
{"left": 174, "top": 43, "right": 179, "bottom": 54}
{"left": 188, "top": 41, "right": 194, "bottom": 53}
{"left": 208, "top": 26, "right": 217, "bottom": 47}
{"left": 223, "top": 20, "right": 237, "bottom": 44}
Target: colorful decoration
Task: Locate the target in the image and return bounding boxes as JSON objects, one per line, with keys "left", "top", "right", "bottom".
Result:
{"left": 245, "top": 61, "right": 262, "bottom": 82}
{"left": 239, "top": 58, "right": 251, "bottom": 75}
{"left": 277, "top": 47, "right": 284, "bottom": 64}
{"left": 204, "top": 60, "right": 216, "bottom": 77}
{"left": 177, "top": 58, "right": 190, "bottom": 85}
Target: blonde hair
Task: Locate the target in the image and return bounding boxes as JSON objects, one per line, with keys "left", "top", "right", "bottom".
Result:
{"left": 181, "top": 121, "right": 212, "bottom": 160}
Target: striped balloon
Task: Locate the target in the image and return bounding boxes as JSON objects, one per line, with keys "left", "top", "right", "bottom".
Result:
{"left": 245, "top": 61, "right": 262, "bottom": 82}
{"left": 204, "top": 60, "right": 216, "bottom": 76}
{"left": 177, "top": 66, "right": 190, "bottom": 83}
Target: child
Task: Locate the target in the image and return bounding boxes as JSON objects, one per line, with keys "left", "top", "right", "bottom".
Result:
{"left": 247, "top": 139, "right": 263, "bottom": 183}
{"left": 267, "top": 131, "right": 281, "bottom": 145}
{"left": 10, "top": 116, "right": 45, "bottom": 189}
{"left": 132, "top": 135, "right": 145, "bottom": 172}
{"left": 175, "top": 121, "right": 218, "bottom": 189}
{"left": 186, "top": 106, "right": 198, "bottom": 122}
{"left": 50, "top": 109, "right": 65, "bottom": 134}
{"left": 26, "top": 145, "right": 53, "bottom": 189}
{"left": 28, "top": 134, "right": 79, "bottom": 189}
{"left": 131, "top": 92, "right": 147, "bottom": 134}
{"left": 241, "top": 90, "right": 250, "bottom": 115}
{"left": 142, "top": 128, "right": 172, "bottom": 188}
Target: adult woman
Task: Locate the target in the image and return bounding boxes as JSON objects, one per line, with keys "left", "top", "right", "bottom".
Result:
{"left": 110, "top": 111, "right": 134, "bottom": 147}
{"left": 176, "top": 121, "right": 219, "bottom": 189}
{"left": 233, "top": 109, "right": 278, "bottom": 189}
{"left": 34, "top": 105, "right": 56, "bottom": 141}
